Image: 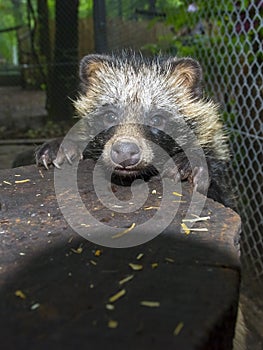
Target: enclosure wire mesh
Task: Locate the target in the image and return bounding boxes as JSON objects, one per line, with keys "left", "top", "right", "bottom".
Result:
{"left": 1, "top": 0, "right": 262, "bottom": 285}
{"left": 182, "top": 0, "right": 263, "bottom": 286}
{"left": 105, "top": 1, "right": 263, "bottom": 288}
{"left": 105, "top": 0, "right": 168, "bottom": 51}
{"left": 104, "top": 3, "right": 263, "bottom": 343}
{"left": 0, "top": 0, "right": 262, "bottom": 346}
{"left": 181, "top": 4, "right": 263, "bottom": 341}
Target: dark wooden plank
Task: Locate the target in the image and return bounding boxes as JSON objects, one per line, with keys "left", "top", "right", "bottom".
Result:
{"left": 0, "top": 160, "right": 241, "bottom": 350}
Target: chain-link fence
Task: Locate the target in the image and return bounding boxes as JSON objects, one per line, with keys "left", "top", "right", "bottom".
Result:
{"left": 176, "top": 3, "right": 262, "bottom": 343}
{"left": 104, "top": 1, "right": 263, "bottom": 344}
{"left": 102, "top": 1, "right": 263, "bottom": 346}
{"left": 179, "top": 1, "right": 263, "bottom": 284}
{"left": 103, "top": 0, "right": 263, "bottom": 282}
{"left": 0, "top": 0, "right": 262, "bottom": 343}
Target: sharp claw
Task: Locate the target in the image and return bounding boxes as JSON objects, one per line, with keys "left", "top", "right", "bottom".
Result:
{"left": 65, "top": 154, "right": 73, "bottom": 165}
{"left": 42, "top": 157, "right": 49, "bottom": 170}
{"left": 53, "top": 160, "right": 61, "bottom": 169}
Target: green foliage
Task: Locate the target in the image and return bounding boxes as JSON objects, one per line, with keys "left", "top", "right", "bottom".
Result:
{"left": 0, "top": 0, "right": 92, "bottom": 65}
{"left": 47, "top": 0, "right": 55, "bottom": 18}
{"left": 143, "top": 1, "right": 199, "bottom": 57}
{"left": 144, "top": 0, "right": 261, "bottom": 137}
{"left": 144, "top": 0, "right": 261, "bottom": 71}
{"left": 105, "top": 0, "right": 184, "bottom": 20}
{"left": 79, "top": 0, "right": 92, "bottom": 18}
{"left": 0, "top": 0, "right": 24, "bottom": 64}
{"left": 156, "top": 0, "right": 182, "bottom": 8}
{"left": 47, "top": 0, "right": 93, "bottom": 19}
{"left": 0, "top": 33, "right": 15, "bottom": 64}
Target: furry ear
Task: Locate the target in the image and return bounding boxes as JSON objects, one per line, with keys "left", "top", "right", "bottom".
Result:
{"left": 168, "top": 57, "right": 203, "bottom": 97}
{"left": 79, "top": 54, "right": 112, "bottom": 83}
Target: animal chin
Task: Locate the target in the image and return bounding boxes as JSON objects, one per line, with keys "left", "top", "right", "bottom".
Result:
{"left": 113, "top": 166, "right": 141, "bottom": 177}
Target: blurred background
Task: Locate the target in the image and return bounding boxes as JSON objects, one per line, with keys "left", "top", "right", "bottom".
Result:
{"left": 0, "top": 0, "right": 262, "bottom": 347}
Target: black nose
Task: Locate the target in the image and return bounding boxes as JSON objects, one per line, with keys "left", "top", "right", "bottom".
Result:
{"left": 110, "top": 140, "right": 141, "bottom": 167}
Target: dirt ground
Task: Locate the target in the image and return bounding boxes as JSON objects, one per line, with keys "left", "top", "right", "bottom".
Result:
{"left": 0, "top": 86, "right": 47, "bottom": 136}
{"left": 0, "top": 86, "right": 47, "bottom": 169}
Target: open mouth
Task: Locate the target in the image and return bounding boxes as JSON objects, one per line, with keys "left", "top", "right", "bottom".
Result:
{"left": 112, "top": 164, "right": 159, "bottom": 178}
{"left": 113, "top": 167, "right": 141, "bottom": 177}
{"left": 109, "top": 164, "right": 159, "bottom": 185}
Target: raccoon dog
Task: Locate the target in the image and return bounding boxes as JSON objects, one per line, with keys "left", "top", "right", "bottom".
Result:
{"left": 36, "top": 51, "right": 234, "bottom": 208}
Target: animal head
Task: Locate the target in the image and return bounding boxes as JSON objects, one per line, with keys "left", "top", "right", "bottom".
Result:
{"left": 74, "top": 52, "right": 227, "bottom": 177}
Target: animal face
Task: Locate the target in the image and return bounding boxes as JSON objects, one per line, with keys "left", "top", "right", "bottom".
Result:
{"left": 74, "top": 52, "right": 227, "bottom": 178}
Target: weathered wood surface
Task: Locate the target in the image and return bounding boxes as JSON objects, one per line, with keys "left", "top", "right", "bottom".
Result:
{"left": 0, "top": 160, "right": 241, "bottom": 350}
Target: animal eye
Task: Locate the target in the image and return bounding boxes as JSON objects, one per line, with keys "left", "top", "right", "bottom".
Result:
{"left": 104, "top": 113, "right": 119, "bottom": 126}
{"left": 149, "top": 115, "right": 166, "bottom": 128}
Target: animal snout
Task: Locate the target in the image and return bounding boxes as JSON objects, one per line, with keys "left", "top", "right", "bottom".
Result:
{"left": 110, "top": 139, "right": 141, "bottom": 168}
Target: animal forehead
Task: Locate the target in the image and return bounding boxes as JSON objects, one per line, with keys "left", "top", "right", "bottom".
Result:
{"left": 97, "top": 63, "right": 173, "bottom": 102}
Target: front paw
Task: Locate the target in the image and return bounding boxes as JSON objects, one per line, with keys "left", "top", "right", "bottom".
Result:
{"left": 36, "top": 139, "right": 61, "bottom": 169}
{"left": 162, "top": 166, "right": 184, "bottom": 184}
{"left": 162, "top": 161, "right": 192, "bottom": 183}
{"left": 162, "top": 162, "right": 210, "bottom": 195}
{"left": 36, "top": 139, "right": 83, "bottom": 169}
